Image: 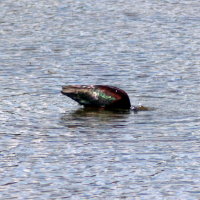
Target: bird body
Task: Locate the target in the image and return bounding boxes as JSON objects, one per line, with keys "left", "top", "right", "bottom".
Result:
{"left": 61, "top": 85, "right": 131, "bottom": 109}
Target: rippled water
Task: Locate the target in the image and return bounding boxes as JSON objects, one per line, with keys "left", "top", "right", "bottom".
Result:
{"left": 1, "top": 0, "right": 200, "bottom": 199}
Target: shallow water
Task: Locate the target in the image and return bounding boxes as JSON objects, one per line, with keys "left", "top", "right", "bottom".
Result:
{"left": 1, "top": 0, "right": 200, "bottom": 199}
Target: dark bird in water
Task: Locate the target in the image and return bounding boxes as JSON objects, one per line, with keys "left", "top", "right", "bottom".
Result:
{"left": 61, "top": 85, "right": 149, "bottom": 112}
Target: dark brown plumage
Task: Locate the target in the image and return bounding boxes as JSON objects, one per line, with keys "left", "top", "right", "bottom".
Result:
{"left": 61, "top": 85, "right": 131, "bottom": 109}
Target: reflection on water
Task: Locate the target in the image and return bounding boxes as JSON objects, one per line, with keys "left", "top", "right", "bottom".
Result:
{"left": 69, "top": 107, "right": 131, "bottom": 117}
{"left": 60, "top": 107, "right": 130, "bottom": 129}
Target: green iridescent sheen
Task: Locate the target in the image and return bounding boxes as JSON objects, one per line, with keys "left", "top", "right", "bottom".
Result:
{"left": 97, "top": 90, "right": 116, "bottom": 101}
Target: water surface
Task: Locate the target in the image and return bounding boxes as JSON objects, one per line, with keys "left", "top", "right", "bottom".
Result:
{"left": 0, "top": 0, "right": 200, "bottom": 199}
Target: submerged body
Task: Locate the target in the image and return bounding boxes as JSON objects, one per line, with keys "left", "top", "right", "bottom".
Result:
{"left": 61, "top": 85, "right": 131, "bottom": 109}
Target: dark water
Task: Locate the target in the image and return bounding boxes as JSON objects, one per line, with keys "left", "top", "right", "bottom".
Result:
{"left": 1, "top": 0, "right": 200, "bottom": 199}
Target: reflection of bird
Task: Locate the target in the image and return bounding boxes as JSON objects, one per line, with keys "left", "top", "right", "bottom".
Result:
{"left": 61, "top": 85, "right": 131, "bottom": 109}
